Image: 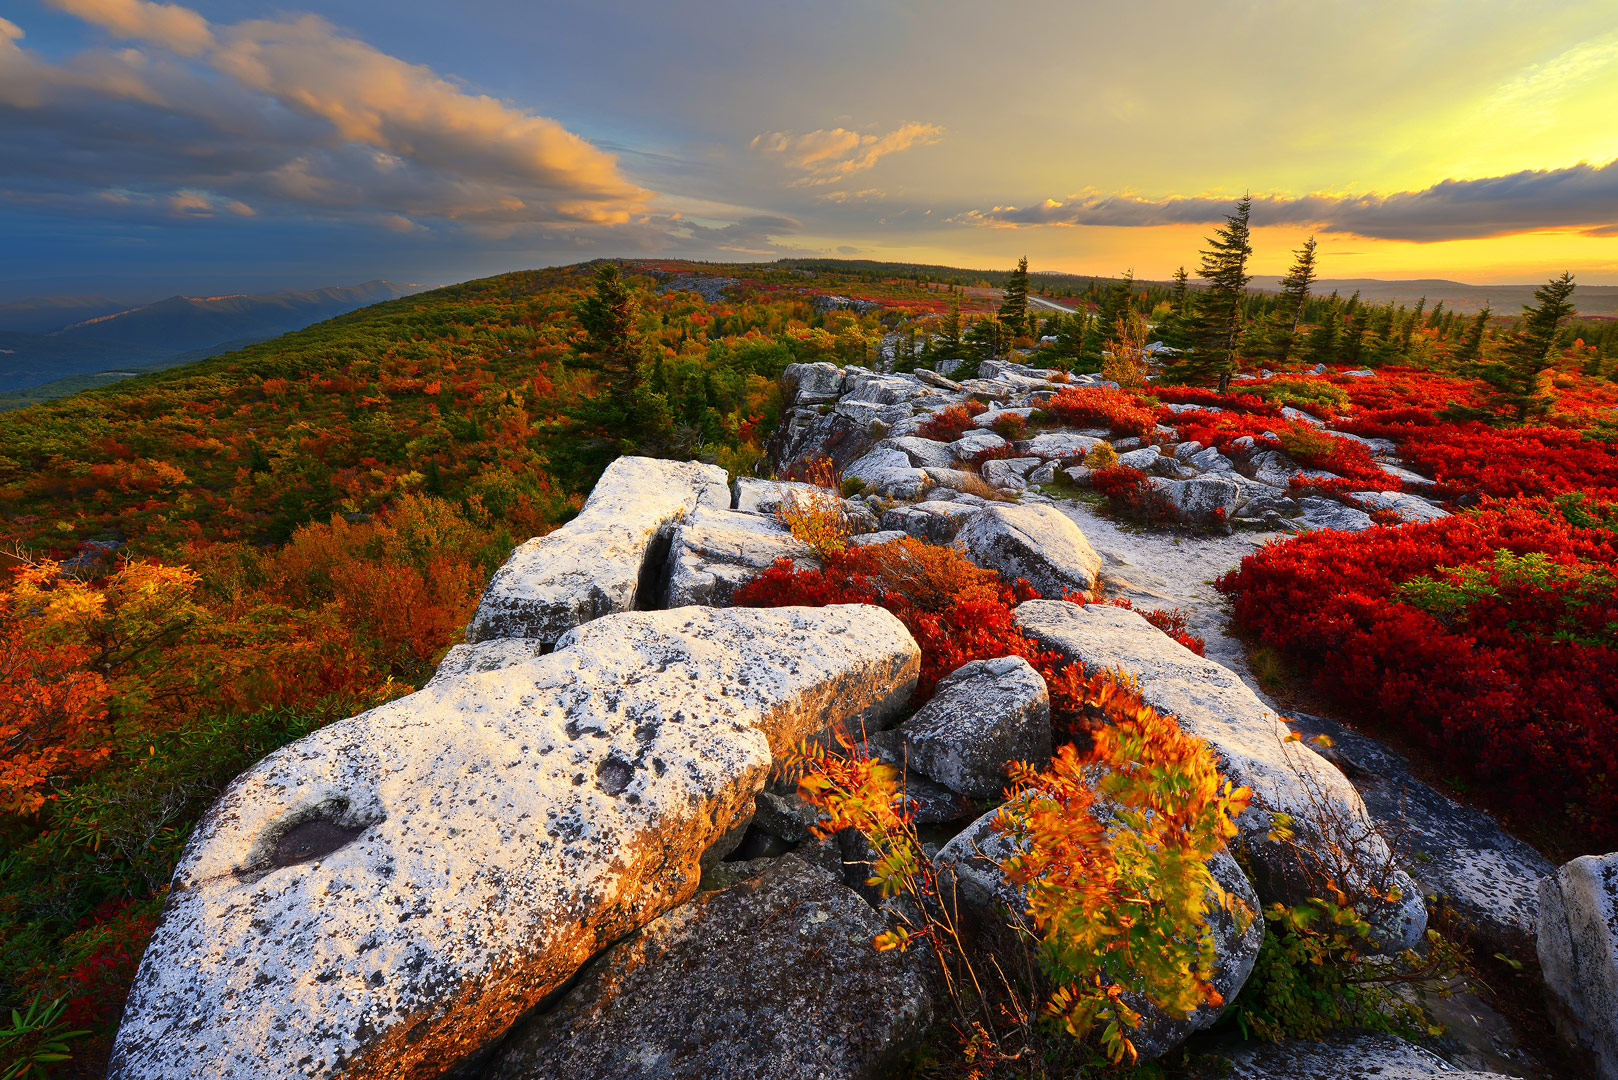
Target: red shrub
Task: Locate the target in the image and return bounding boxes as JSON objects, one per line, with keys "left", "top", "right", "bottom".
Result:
{"left": 1154, "top": 387, "right": 1281, "bottom": 416}
{"left": 917, "top": 404, "right": 986, "bottom": 442}
{"left": 1217, "top": 497, "right": 1618, "bottom": 852}
{"left": 1043, "top": 387, "right": 1158, "bottom": 437}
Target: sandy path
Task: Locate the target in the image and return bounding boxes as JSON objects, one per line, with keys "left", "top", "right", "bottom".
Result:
{"left": 1046, "top": 494, "right": 1286, "bottom": 708}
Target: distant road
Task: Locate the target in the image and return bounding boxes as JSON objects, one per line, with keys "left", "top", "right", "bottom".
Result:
{"left": 1029, "top": 295, "right": 1077, "bottom": 314}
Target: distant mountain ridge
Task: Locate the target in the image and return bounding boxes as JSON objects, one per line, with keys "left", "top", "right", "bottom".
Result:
{"left": 0, "top": 280, "right": 428, "bottom": 396}
{"left": 1247, "top": 276, "right": 1618, "bottom": 317}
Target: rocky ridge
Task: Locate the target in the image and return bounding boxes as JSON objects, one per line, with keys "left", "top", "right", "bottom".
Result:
{"left": 106, "top": 354, "right": 1611, "bottom": 1079}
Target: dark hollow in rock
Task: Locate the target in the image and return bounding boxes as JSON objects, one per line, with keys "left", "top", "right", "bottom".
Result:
{"left": 271, "top": 820, "right": 365, "bottom": 868}
{"left": 595, "top": 756, "right": 634, "bottom": 796}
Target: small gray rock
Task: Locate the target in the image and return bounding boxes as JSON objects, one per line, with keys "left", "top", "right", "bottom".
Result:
{"left": 901, "top": 656, "right": 1051, "bottom": 798}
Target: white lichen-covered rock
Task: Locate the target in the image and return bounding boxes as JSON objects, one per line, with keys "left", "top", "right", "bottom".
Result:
{"left": 971, "top": 405, "right": 1036, "bottom": 428}
{"left": 1013, "top": 601, "right": 1426, "bottom": 951}
{"left": 782, "top": 361, "right": 846, "bottom": 404}
{"left": 664, "top": 508, "right": 818, "bottom": 607}
{"left": 1249, "top": 448, "right": 1303, "bottom": 488}
{"left": 1023, "top": 430, "right": 1108, "bottom": 461}
{"left": 1149, "top": 476, "right": 1241, "bottom": 522}
{"left": 843, "top": 446, "right": 932, "bottom": 499}
{"left": 949, "top": 429, "right": 1009, "bottom": 458}
{"left": 1351, "top": 490, "right": 1450, "bottom": 524}
{"left": 1116, "top": 445, "right": 1163, "bottom": 470}
{"left": 1537, "top": 853, "right": 1618, "bottom": 1080}
{"left": 981, "top": 456, "right": 1040, "bottom": 491}
{"left": 955, "top": 504, "right": 1103, "bottom": 598}
{"left": 1187, "top": 444, "right": 1234, "bottom": 473}
{"left": 880, "top": 501, "right": 981, "bottom": 543}
{"left": 1298, "top": 495, "right": 1375, "bottom": 532}
{"left": 487, "top": 855, "right": 934, "bottom": 1080}
{"left": 108, "top": 606, "right": 920, "bottom": 1080}
{"left": 935, "top": 811, "right": 1262, "bottom": 1062}
{"left": 901, "top": 656, "right": 1051, "bottom": 798}
{"left": 1379, "top": 461, "right": 1438, "bottom": 487}
{"left": 732, "top": 477, "right": 826, "bottom": 515}
{"left": 466, "top": 456, "right": 730, "bottom": 644}
{"left": 882, "top": 435, "right": 956, "bottom": 470}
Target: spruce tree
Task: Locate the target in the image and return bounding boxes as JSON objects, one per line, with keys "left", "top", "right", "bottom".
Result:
{"left": 1453, "top": 306, "right": 1490, "bottom": 365}
{"left": 1277, "top": 235, "right": 1318, "bottom": 333}
{"left": 1480, "top": 272, "right": 1576, "bottom": 423}
{"left": 935, "top": 292, "right": 965, "bottom": 361}
{"left": 1168, "top": 195, "right": 1253, "bottom": 386}
{"left": 999, "top": 256, "right": 1031, "bottom": 333}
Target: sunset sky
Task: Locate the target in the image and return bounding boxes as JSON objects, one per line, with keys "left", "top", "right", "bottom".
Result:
{"left": 3, "top": 0, "right": 1618, "bottom": 298}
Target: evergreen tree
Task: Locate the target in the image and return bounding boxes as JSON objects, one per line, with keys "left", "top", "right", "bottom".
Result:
{"left": 1453, "top": 306, "right": 1490, "bottom": 365}
{"left": 1169, "top": 195, "right": 1253, "bottom": 386}
{"left": 934, "top": 292, "right": 965, "bottom": 361}
{"left": 1276, "top": 235, "right": 1318, "bottom": 333}
{"left": 999, "top": 256, "right": 1031, "bottom": 333}
{"left": 1482, "top": 272, "right": 1576, "bottom": 423}
{"left": 573, "top": 262, "right": 643, "bottom": 381}
{"left": 1153, "top": 266, "right": 1194, "bottom": 349}
{"left": 1301, "top": 306, "right": 1340, "bottom": 366}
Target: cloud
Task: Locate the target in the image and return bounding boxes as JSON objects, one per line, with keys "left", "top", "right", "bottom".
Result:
{"left": 751, "top": 122, "right": 942, "bottom": 185}
{"left": 50, "top": 0, "right": 214, "bottom": 56}
{"left": 955, "top": 158, "right": 1618, "bottom": 242}
{"left": 6, "top": 1, "right": 651, "bottom": 233}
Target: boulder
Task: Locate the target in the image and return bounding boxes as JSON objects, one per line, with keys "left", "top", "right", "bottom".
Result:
{"left": 922, "top": 467, "right": 990, "bottom": 494}
{"left": 1351, "top": 490, "right": 1450, "bottom": 524}
{"left": 971, "top": 405, "right": 1037, "bottom": 428}
{"left": 1298, "top": 495, "right": 1374, "bottom": 532}
{"left": 1281, "top": 405, "right": 1327, "bottom": 427}
{"left": 1187, "top": 445, "right": 1234, "bottom": 473}
{"left": 843, "top": 371, "right": 927, "bottom": 406}
{"left": 466, "top": 456, "right": 730, "bottom": 645}
{"left": 1116, "top": 445, "right": 1162, "bottom": 470}
{"left": 1249, "top": 449, "right": 1303, "bottom": 488}
{"left": 955, "top": 504, "right": 1103, "bottom": 598}
{"left": 882, "top": 435, "right": 956, "bottom": 470}
{"left": 949, "top": 430, "right": 1009, "bottom": 458}
{"left": 1379, "top": 461, "right": 1438, "bottom": 487}
{"left": 732, "top": 477, "right": 827, "bottom": 515}
{"left": 1342, "top": 368, "right": 1377, "bottom": 378}
{"left": 935, "top": 811, "right": 1262, "bottom": 1062}
{"left": 108, "top": 606, "right": 920, "bottom": 1080}
{"left": 880, "top": 501, "right": 981, "bottom": 543}
{"left": 981, "top": 456, "right": 1040, "bottom": 491}
{"left": 847, "top": 529, "right": 909, "bottom": 548}
{"left": 1538, "top": 853, "right": 1618, "bottom": 1080}
{"left": 1149, "top": 476, "right": 1242, "bottom": 522}
{"left": 901, "top": 656, "right": 1051, "bottom": 798}
{"left": 914, "top": 368, "right": 962, "bottom": 392}
{"left": 486, "top": 855, "right": 934, "bottom": 1080}
{"left": 842, "top": 447, "right": 932, "bottom": 500}
{"left": 1022, "top": 430, "right": 1108, "bottom": 461}
{"left": 1013, "top": 601, "right": 1426, "bottom": 952}
{"left": 664, "top": 508, "right": 819, "bottom": 607}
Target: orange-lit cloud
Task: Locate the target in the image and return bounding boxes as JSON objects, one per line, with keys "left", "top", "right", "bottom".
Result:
{"left": 751, "top": 122, "right": 942, "bottom": 185}
{"left": 28, "top": 0, "right": 650, "bottom": 227}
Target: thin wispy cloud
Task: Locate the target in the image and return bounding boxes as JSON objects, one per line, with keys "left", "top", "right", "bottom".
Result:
{"left": 955, "top": 158, "right": 1618, "bottom": 243}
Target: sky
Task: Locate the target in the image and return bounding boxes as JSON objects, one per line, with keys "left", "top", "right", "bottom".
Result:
{"left": 2, "top": 0, "right": 1618, "bottom": 300}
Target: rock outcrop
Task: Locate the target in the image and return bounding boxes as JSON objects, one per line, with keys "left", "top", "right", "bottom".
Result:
{"left": 664, "top": 507, "right": 818, "bottom": 607}
{"left": 109, "top": 606, "right": 919, "bottom": 1080}
{"left": 1013, "top": 600, "right": 1426, "bottom": 951}
{"left": 465, "top": 456, "right": 730, "bottom": 645}
{"left": 487, "top": 855, "right": 934, "bottom": 1080}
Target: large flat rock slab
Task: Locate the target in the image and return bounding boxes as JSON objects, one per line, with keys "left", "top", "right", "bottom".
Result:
{"left": 1199, "top": 1031, "right": 1520, "bottom": 1079}
{"left": 487, "top": 855, "right": 934, "bottom": 1080}
{"left": 465, "top": 456, "right": 730, "bottom": 645}
{"left": 109, "top": 606, "right": 919, "bottom": 1080}
{"left": 1013, "top": 600, "right": 1426, "bottom": 952}
{"left": 1287, "top": 712, "right": 1551, "bottom": 958}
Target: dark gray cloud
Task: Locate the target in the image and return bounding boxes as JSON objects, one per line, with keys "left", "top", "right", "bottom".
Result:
{"left": 957, "top": 159, "right": 1618, "bottom": 242}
